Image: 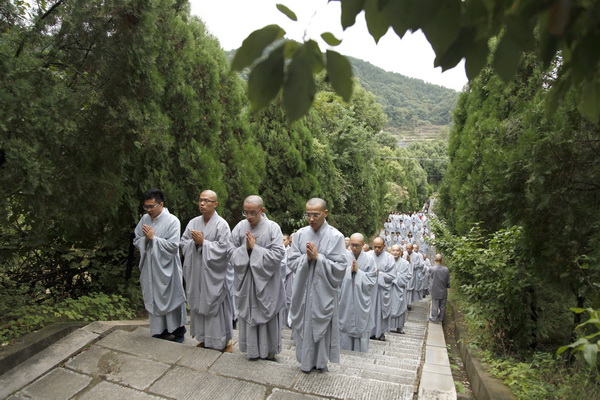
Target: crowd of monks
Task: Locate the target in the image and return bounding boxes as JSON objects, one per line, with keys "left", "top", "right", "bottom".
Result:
{"left": 134, "top": 188, "right": 435, "bottom": 374}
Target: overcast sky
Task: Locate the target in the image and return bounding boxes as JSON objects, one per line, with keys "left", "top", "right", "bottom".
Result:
{"left": 188, "top": 0, "right": 468, "bottom": 92}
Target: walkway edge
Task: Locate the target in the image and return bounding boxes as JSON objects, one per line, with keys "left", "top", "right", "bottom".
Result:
{"left": 418, "top": 316, "right": 457, "bottom": 400}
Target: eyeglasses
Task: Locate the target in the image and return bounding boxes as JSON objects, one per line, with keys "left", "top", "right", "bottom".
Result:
{"left": 199, "top": 198, "right": 216, "bottom": 203}
{"left": 242, "top": 209, "right": 261, "bottom": 217}
{"left": 304, "top": 213, "right": 322, "bottom": 219}
{"left": 143, "top": 203, "right": 160, "bottom": 210}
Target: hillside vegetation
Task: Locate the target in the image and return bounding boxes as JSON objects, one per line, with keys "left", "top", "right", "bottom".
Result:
{"left": 349, "top": 57, "right": 459, "bottom": 134}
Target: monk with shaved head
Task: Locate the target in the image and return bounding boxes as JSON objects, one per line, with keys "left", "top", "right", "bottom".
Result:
{"left": 228, "top": 195, "right": 286, "bottom": 361}
{"left": 181, "top": 190, "right": 233, "bottom": 351}
{"left": 288, "top": 197, "right": 347, "bottom": 373}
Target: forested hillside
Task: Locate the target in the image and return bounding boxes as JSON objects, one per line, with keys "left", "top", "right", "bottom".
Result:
{"left": 348, "top": 57, "right": 459, "bottom": 133}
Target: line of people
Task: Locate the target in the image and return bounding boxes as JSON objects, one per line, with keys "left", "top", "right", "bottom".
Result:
{"left": 134, "top": 188, "right": 438, "bottom": 375}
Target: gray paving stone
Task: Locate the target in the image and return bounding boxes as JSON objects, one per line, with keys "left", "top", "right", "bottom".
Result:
{"left": 149, "top": 365, "right": 266, "bottom": 400}
{"left": 78, "top": 381, "right": 166, "bottom": 400}
{"left": 96, "top": 329, "right": 188, "bottom": 364}
{"left": 210, "top": 352, "right": 301, "bottom": 388}
{"left": 0, "top": 329, "right": 98, "bottom": 399}
{"left": 425, "top": 345, "right": 451, "bottom": 367}
{"left": 14, "top": 367, "right": 92, "bottom": 400}
{"left": 294, "top": 372, "right": 412, "bottom": 400}
{"left": 66, "top": 346, "right": 170, "bottom": 390}
{"left": 176, "top": 347, "right": 222, "bottom": 371}
{"left": 267, "top": 388, "right": 327, "bottom": 400}
{"left": 418, "top": 370, "right": 456, "bottom": 400}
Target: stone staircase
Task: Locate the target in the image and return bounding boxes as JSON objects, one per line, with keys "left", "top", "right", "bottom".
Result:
{"left": 2, "top": 300, "right": 430, "bottom": 400}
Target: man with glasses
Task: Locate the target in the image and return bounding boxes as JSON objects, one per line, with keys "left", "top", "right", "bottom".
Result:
{"left": 338, "top": 233, "right": 377, "bottom": 352}
{"left": 288, "top": 198, "right": 347, "bottom": 373}
{"left": 228, "top": 195, "right": 286, "bottom": 361}
{"left": 134, "top": 188, "right": 187, "bottom": 342}
{"left": 180, "top": 190, "right": 233, "bottom": 352}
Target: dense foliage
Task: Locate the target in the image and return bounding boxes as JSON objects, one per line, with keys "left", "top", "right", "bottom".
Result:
{"left": 0, "top": 0, "right": 435, "bottom": 341}
{"left": 434, "top": 41, "right": 600, "bottom": 395}
{"left": 349, "top": 57, "right": 458, "bottom": 132}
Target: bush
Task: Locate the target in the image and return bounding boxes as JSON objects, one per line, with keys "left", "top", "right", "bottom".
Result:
{"left": 0, "top": 291, "right": 136, "bottom": 345}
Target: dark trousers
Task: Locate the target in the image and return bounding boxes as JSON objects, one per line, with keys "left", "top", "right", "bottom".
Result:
{"left": 431, "top": 297, "right": 447, "bottom": 322}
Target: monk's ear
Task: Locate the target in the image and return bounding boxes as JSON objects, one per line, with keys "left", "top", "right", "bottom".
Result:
{"left": 324, "top": 210, "right": 329, "bottom": 218}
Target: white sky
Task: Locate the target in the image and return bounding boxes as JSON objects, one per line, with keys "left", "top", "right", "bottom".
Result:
{"left": 188, "top": 0, "right": 468, "bottom": 91}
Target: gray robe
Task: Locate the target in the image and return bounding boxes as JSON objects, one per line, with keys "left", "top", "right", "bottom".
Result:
{"left": 288, "top": 221, "right": 346, "bottom": 372}
{"left": 180, "top": 211, "right": 232, "bottom": 349}
{"left": 134, "top": 208, "right": 187, "bottom": 335}
{"left": 339, "top": 251, "right": 376, "bottom": 352}
{"left": 370, "top": 251, "right": 397, "bottom": 338}
{"left": 390, "top": 257, "right": 412, "bottom": 330}
{"left": 229, "top": 215, "right": 285, "bottom": 358}
{"left": 406, "top": 251, "right": 424, "bottom": 304}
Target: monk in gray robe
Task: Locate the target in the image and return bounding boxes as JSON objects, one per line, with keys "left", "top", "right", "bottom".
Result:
{"left": 180, "top": 190, "right": 233, "bottom": 352}
{"left": 405, "top": 243, "right": 424, "bottom": 304}
{"left": 228, "top": 195, "right": 285, "bottom": 360}
{"left": 339, "top": 233, "right": 377, "bottom": 352}
{"left": 288, "top": 198, "right": 346, "bottom": 373}
{"left": 134, "top": 188, "right": 187, "bottom": 342}
{"left": 389, "top": 245, "right": 412, "bottom": 334}
{"left": 369, "top": 237, "right": 397, "bottom": 341}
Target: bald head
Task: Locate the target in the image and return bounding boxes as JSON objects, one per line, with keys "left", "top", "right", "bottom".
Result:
{"left": 244, "top": 195, "right": 263, "bottom": 208}
{"left": 434, "top": 254, "right": 443, "bottom": 263}
{"left": 306, "top": 198, "right": 327, "bottom": 211}
{"left": 349, "top": 233, "right": 365, "bottom": 258}
{"left": 201, "top": 189, "right": 217, "bottom": 200}
{"left": 406, "top": 243, "right": 413, "bottom": 254}
{"left": 372, "top": 237, "right": 385, "bottom": 256}
{"left": 390, "top": 244, "right": 402, "bottom": 259}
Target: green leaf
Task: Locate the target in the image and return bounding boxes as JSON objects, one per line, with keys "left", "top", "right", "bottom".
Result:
{"left": 283, "top": 44, "right": 316, "bottom": 122}
{"left": 583, "top": 343, "right": 598, "bottom": 366}
{"left": 341, "top": 0, "right": 366, "bottom": 29}
{"left": 434, "top": 27, "right": 475, "bottom": 71}
{"left": 321, "top": 32, "right": 342, "bottom": 46}
{"left": 326, "top": 50, "right": 354, "bottom": 102}
{"left": 465, "top": 40, "right": 489, "bottom": 81}
{"left": 493, "top": 31, "right": 522, "bottom": 82}
{"left": 248, "top": 45, "right": 285, "bottom": 111}
{"left": 276, "top": 4, "right": 297, "bottom": 21}
{"left": 578, "top": 80, "right": 600, "bottom": 124}
{"left": 231, "top": 25, "right": 286, "bottom": 71}
{"left": 421, "top": 0, "right": 461, "bottom": 56}
{"left": 570, "top": 307, "right": 587, "bottom": 314}
{"left": 304, "top": 40, "right": 324, "bottom": 73}
{"left": 364, "top": 0, "right": 390, "bottom": 43}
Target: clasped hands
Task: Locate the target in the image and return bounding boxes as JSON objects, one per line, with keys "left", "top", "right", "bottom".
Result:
{"left": 191, "top": 230, "right": 204, "bottom": 245}
{"left": 142, "top": 224, "right": 155, "bottom": 240}
{"left": 306, "top": 241, "right": 318, "bottom": 260}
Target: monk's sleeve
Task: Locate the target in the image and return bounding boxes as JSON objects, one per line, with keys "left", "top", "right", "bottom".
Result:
{"left": 152, "top": 218, "right": 181, "bottom": 255}
{"left": 249, "top": 224, "right": 284, "bottom": 292}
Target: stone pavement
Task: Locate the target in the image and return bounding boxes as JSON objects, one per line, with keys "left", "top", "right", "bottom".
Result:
{"left": 0, "top": 298, "right": 456, "bottom": 400}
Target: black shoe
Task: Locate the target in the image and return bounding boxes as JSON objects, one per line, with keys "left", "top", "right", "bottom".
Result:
{"left": 370, "top": 335, "right": 377, "bottom": 340}
{"left": 407, "top": 305, "right": 412, "bottom": 311}
{"left": 151, "top": 329, "right": 168, "bottom": 339}
{"left": 171, "top": 326, "right": 186, "bottom": 343}
{"left": 379, "top": 334, "right": 386, "bottom": 341}
{"left": 232, "top": 319, "right": 237, "bottom": 330}
{"left": 397, "top": 329, "right": 405, "bottom": 334}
